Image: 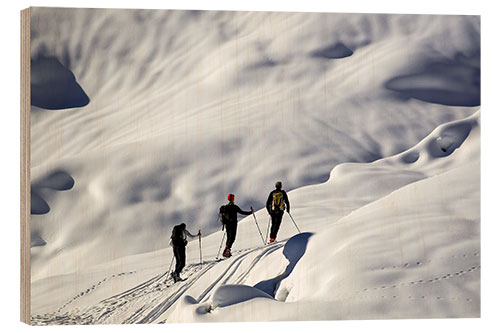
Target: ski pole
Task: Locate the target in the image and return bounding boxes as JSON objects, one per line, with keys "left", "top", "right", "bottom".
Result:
{"left": 287, "top": 212, "right": 301, "bottom": 233}
{"left": 198, "top": 230, "right": 202, "bottom": 267}
{"left": 251, "top": 207, "right": 266, "bottom": 245}
{"left": 216, "top": 232, "right": 226, "bottom": 259}
{"left": 168, "top": 255, "right": 174, "bottom": 275}
{"left": 265, "top": 215, "right": 271, "bottom": 243}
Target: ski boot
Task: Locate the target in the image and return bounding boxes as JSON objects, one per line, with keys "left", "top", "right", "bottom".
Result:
{"left": 222, "top": 247, "right": 232, "bottom": 258}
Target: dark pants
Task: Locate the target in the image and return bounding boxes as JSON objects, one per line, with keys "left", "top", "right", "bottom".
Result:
{"left": 173, "top": 245, "right": 186, "bottom": 275}
{"left": 270, "top": 211, "right": 284, "bottom": 239}
{"left": 225, "top": 222, "right": 237, "bottom": 249}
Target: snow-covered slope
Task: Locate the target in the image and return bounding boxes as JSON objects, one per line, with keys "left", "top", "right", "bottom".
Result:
{"left": 29, "top": 8, "right": 480, "bottom": 323}
{"left": 31, "top": 111, "right": 480, "bottom": 324}
{"left": 166, "top": 111, "right": 480, "bottom": 322}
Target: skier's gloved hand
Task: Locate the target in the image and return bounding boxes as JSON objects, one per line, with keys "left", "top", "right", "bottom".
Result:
{"left": 198, "top": 230, "right": 201, "bottom": 236}
{"left": 251, "top": 207, "right": 254, "bottom": 213}
{"left": 287, "top": 208, "right": 290, "bottom": 213}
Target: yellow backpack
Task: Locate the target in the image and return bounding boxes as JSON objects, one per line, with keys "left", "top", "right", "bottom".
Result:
{"left": 272, "top": 192, "right": 284, "bottom": 211}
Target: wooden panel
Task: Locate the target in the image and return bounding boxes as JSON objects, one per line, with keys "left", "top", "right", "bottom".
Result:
{"left": 20, "top": 7, "right": 31, "bottom": 325}
{"left": 20, "top": 8, "right": 481, "bottom": 325}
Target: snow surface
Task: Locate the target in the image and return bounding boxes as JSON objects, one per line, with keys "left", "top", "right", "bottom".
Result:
{"left": 29, "top": 8, "right": 480, "bottom": 324}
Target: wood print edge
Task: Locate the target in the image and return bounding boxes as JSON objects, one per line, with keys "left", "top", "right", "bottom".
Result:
{"left": 20, "top": 7, "right": 31, "bottom": 325}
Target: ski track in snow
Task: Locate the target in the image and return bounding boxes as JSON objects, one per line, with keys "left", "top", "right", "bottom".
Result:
{"left": 31, "top": 248, "right": 481, "bottom": 325}
{"left": 31, "top": 242, "right": 286, "bottom": 325}
{"left": 55, "top": 270, "right": 138, "bottom": 314}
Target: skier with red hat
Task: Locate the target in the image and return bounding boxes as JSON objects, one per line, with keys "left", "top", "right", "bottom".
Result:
{"left": 219, "top": 193, "right": 254, "bottom": 257}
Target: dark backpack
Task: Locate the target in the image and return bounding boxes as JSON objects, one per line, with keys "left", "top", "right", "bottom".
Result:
{"left": 171, "top": 225, "right": 186, "bottom": 246}
{"left": 219, "top": 205, "right": 230, "bottom": 224}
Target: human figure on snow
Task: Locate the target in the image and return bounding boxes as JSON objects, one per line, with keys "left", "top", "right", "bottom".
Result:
{"left": 266, "top": 181, "right": 290, "bottom": 243}
{"left": 170, "top": 223, "right": 201, "bottom": 282}
{"left": 219, "top": 193, "right": 254, "bottom": 257}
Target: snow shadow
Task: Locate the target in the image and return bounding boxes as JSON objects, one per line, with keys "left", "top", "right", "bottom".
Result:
{"left": 31, "top": 231, "right": 47, "bottom": 247}
{"left": 126, "top": 173, "right": 172, "bottom": 204}
{"left": 427, "top": 122, "right": 472, "bottom": 158}
{"left": 31, "top": 190, "right": 50, "bottom": 215}
{"left": 31, "top": 56, "right": 90, "bottom": 110}
{"left": 247, "top": 56, "right": 279, "bottom": 70}
{"left": 401, "top": 151, "right": 420, "bottom": 164}
{"left": 34, "top": 170, "right": 75, "bottom": 190}
{"left": 254, "top": 232, "right": 313, "bottom": 297}
{"left": 385, "top": 52, "right": 480, "bottom": 107}
{"left": 31, "top": 170, "right": 75, "bottom": 215}
{"left": 311, "top": 42, "right": 353, "bottom": 59}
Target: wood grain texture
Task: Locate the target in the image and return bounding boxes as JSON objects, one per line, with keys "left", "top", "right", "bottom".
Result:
{"left": 20, "top": 7, "right": 31, "bottom": 325}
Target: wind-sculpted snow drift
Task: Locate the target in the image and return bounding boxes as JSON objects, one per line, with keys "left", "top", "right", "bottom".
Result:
{"left": 29, "top": 8, "right": 479, "bottom": 323}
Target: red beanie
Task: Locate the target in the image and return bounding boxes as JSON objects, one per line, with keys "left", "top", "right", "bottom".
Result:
{"left": 227, "top": 193, "right": 235, "bottom": 201}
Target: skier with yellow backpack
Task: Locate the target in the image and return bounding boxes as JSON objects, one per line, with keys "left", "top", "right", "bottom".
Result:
{"left": 266, "top": 181, "right": 290, "bottom": 243}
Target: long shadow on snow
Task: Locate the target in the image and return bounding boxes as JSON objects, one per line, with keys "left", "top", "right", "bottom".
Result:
{"left": 254, "top": 232, "right": 313, "bottom": 297}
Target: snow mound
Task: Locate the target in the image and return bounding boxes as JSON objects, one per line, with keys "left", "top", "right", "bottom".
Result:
{"left": 211, "top": 284, "right": 274, "bottom": 309}
{"left": 272, "top": 114, "right": 480, "bottom": 319}
{"left": 279, "top": 162, "right": 480, "bottom": 319}
{"left": 399, "top": 111, "right": 478, "bottom": 164}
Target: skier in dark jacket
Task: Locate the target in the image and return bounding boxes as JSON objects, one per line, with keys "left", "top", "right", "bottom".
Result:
{"left": 170, "top": 223, "right": 201, "bottom": 282}
{"left": 266, "top": 181, "right": 290, "bottom": 243}
{"left": 219, "top": 193, "right": 254, "bottom": 257}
